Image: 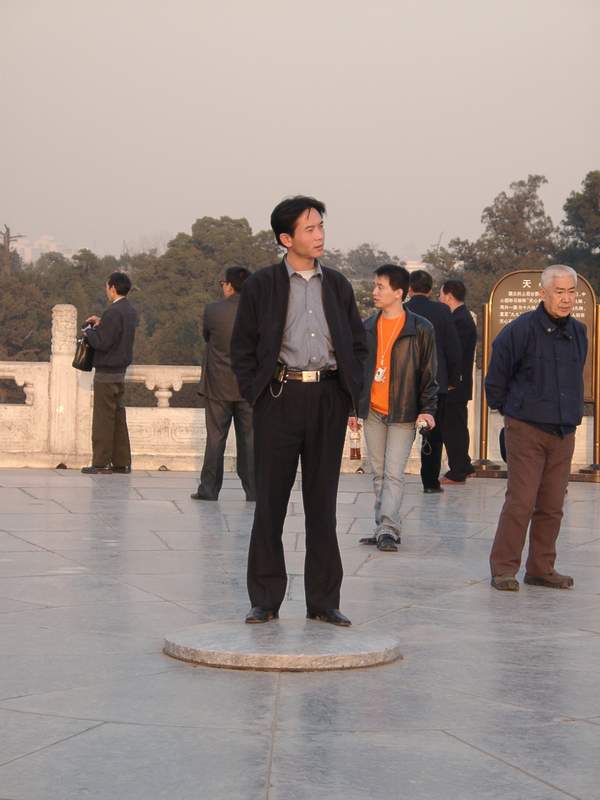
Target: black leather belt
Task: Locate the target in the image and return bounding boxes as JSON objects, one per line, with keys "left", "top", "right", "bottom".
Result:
{"left": 283, "top": 369, "right": 338, "bottom": 383}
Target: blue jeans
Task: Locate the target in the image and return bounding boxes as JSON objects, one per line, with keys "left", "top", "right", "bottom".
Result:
{"left": 363, "top": 410, "right": 415, "bottom": 541}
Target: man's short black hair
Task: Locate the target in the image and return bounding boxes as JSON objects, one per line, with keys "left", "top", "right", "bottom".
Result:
{"left": 441, "top": 279, "right": 466, "bottom": 302}
{"left": 270, "top": 195, "right": 326, "bottom": 247}
{"left": 225, "top": 267, "right": 251, "bottom": 293}
{"left": 374, "top": 264, "right": 410, "bottom": 300}
{"left": 107, "top": 271, "right": 132, "bottom": 296}
{"left": 409, "top": 269, "right": 433, "bottom": 294}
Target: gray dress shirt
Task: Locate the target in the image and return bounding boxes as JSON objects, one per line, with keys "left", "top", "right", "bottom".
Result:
{"left": 279, "top": 260, "right": 337, "bottom": 370}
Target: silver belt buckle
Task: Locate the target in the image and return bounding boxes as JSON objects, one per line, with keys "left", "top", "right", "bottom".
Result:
{"left": 302, "top": 370, "right": 319, "bottom": 382}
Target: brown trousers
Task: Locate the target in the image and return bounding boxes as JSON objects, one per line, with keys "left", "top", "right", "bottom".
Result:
{"left": 489, "top": 416, "right": 574, "bottom": 578}
{"left": 91, "top": 380, "right": 131, "bottom": 468}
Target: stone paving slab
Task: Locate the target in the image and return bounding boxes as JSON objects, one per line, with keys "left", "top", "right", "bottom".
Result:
{"left": 0, "top": 468, "right": 598, "bottom": 799}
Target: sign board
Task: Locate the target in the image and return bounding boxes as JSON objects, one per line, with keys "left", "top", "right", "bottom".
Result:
{"left": 488, "top": 270, "right": 596, "bottom": 403}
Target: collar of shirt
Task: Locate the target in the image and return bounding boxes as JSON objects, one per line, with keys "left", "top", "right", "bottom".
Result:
{"left": 112, "top": 296, "right": 125, "bottom": 303}
{"left": 284, "top": 258, "right": 323, "bottom": 280}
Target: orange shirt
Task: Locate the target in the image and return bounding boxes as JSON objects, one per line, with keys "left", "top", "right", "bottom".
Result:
{"left": 370, "top": 312, "right": 405, "bottom": 415}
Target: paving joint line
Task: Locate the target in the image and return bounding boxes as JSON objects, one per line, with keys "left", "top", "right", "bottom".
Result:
{"left": 0, "top": 721, "right": 106, "bottom": 770}
{"left": 265, "top": 672, "right": 281, "bottom": 800}
{"left": 440, "top": 729, "right": 583, "bottom": 800}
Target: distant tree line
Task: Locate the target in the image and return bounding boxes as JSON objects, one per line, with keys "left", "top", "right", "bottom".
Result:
{"left": 423, "top": 171, "right": 600, "bottom": 316}
{"left": 1, "top": 170, "right": 598, "bottom": 398}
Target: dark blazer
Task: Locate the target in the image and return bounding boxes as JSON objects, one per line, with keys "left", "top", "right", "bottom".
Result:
{"left": 358, "top": 310, "right": 438, "bottom": 422}
{"left": 405, "top": 294, "right": 461, "bottom": 394}
{"left": 231, "top": 260, "right": 367, "bottom": 409}
{"left": 485, "top": 303, "right": 587, "bottom": 427}
{"left": 85, "top": 297, "right": 137, "bottom": 373}
{"left": 449, "top": 304, "right": 477, "bottom": 403}
{"left": 198, "top": 294, "right": 244, "bottom": 404}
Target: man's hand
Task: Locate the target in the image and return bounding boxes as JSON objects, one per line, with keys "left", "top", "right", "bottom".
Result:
{"left": 416, "top": 413, "right": 435, "bottom": 431}
{"left": 348, "top": 416, "right": 362, "bottom": 432}
{"left": 85, "top": 315, "right": 101, "bottom": 327}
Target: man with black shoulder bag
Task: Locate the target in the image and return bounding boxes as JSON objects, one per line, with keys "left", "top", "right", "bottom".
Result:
{"left": 81, "top": 271, "right": 138, "bottom": 475}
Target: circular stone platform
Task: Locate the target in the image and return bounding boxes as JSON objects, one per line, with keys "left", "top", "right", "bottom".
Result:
{"left": 164, "top": 619, "right": 402, "bottom": 672}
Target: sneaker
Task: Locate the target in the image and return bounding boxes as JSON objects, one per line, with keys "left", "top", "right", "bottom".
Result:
{"left": 377, "top": 533, "right": 399, "bottom": 552}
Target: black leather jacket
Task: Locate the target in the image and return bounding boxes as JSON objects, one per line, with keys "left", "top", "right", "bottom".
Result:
{"left": 231, "top": 260, "right": 367, "bottom": 408}
{"left": 358, "top": 309, "right": 438, "bottom": 421}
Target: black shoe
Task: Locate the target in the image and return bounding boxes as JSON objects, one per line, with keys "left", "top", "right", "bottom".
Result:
{"left": 190, "top": 490, "right": 218, "bottom": 501}
{"left": 245, "top": 607, "right": 279, "bottom": 624}
{"left": 377, "top": 533, "right": 399, "bottom": 552}
{"left": 111, "top": 465, "right": 131, "bottom": 474}
{"left": 423, "top": 486, "right": 444, "bottom": 494}
{"left": 359, "top": 536, "right": 378, "bottom": 545}
{"left": 307, "top": 609, "right": 352, "bottom": 627}
{"left": 81, "top": 465, "right": 112, "bottom": 474}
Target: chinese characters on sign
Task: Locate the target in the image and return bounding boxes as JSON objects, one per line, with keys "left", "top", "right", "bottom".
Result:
{"left": 489, "top": 270, "right": 595, "bottom": 402}
{"left": 496, "top": 280, "right": 588, "bottom": 325}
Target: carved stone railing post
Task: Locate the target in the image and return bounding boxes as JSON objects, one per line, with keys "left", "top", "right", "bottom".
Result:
{"left": 48, "top": 304, "right": 79, "bottom": 456}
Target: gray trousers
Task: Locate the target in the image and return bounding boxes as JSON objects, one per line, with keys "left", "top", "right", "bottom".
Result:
{"left": 199, "top": 398, "right": 255, "bottom": 500}
{"left": 364, "top": 410, "right": 416, "bottom": 541}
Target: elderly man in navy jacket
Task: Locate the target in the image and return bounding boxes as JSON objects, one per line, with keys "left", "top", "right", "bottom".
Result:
{"left": 485, "top": 265, "right": 587, "bottom": 591}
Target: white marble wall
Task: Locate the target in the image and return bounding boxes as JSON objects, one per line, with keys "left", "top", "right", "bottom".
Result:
{"left": 0, "top": 304, "right": 596, "bottom": 472}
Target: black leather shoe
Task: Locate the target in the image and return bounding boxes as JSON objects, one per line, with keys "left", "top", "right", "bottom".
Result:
{"left": 81, "top": 465, "right": 112, "bottom": 474}
{"left": 245, "top": 607, "right": 279, "bottom": 624}
{"left": 307, "top": 609, "right": 352, "bottom": 627}
{"left": 423, "top": 486, "right": 444, "bottom": 494}
{"left": 111, "top": 465, "right": 131, "bottom": 474}
{"left": 190, "top": 490, "right": 218, "bottom": 501}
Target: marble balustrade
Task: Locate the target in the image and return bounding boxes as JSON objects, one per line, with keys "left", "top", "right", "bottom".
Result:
{"left": 0, "top": 304, "right": 594, "bottom": 472}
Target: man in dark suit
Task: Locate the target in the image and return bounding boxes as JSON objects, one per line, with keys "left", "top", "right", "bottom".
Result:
{"left": 405, "top": 269, "right": 461, "bottom": 493}
{"left": 81, "top": 271, "right": 138, "bottom": 474}
{"left": 231, "top": 196, "right": 367, "bottom": 627}
{"left": 192, "top": 267, "right": 255, "bottom": 502}
{"left": 439, "top": 279, "right": 477, "bottom": 483}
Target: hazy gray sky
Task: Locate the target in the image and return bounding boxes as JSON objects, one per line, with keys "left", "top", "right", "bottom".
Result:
{"left": 2, "top": 0, "right": 599, "bottom": 259}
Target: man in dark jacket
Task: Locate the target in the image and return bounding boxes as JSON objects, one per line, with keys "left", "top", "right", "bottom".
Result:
{"left": 82, "top": 271, "right": 138, "bottom": 474}
{"left": 486, "top": 265, "right": 587, "bottom": 591}
{"left": 439, "top": 279, "right": 477, "bottom": 483}
{"left": 192, "top": 267, "right": 255, "bottom": 502}
{"left": 405, "top": 269, "right": 461, "bottom": 493}
{"left": 350, "top": 265, "right": 438, "bottom": 552}
{"left": 231, "top": 196, "right": 367, "bottom": 626}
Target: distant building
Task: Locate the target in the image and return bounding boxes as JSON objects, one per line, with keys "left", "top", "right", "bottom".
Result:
{"left": 14, "top": 235, "right": 76, "bottom": 263}
{"left": 404, "top": 260, "right": 426, "bottom": 273}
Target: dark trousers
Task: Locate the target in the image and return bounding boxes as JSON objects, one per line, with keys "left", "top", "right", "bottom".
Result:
{"left": 248, "top": 378, "right": 349, "bottom": 613}
{"left": 489, "top": 416, "right": 575, "bottom": 577}
{"left": 420, "top": 394, "right": 446, "bottom": 490}
{"left": 199, "top": 398, "right": 255, "bottom": 500}
{"left": 91, "top": 380, "right": 131, "bottom": 468}
{"left": 443, "top": 400, "right": 474, "bottom": 481}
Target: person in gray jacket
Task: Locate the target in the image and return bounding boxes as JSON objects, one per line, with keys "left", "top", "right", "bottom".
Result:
{"left": 349, "top": 265, "right": 438, "bottom": 551}
{"left": 192, "top": 267, "right": 255, "bottom": 501}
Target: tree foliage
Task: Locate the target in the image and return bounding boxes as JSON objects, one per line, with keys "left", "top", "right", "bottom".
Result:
{"left": 558, "top": 170, "right": 600, "bottom": 287}
{"left": 423, "top": 174, "right": 561, "bottom": 315}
